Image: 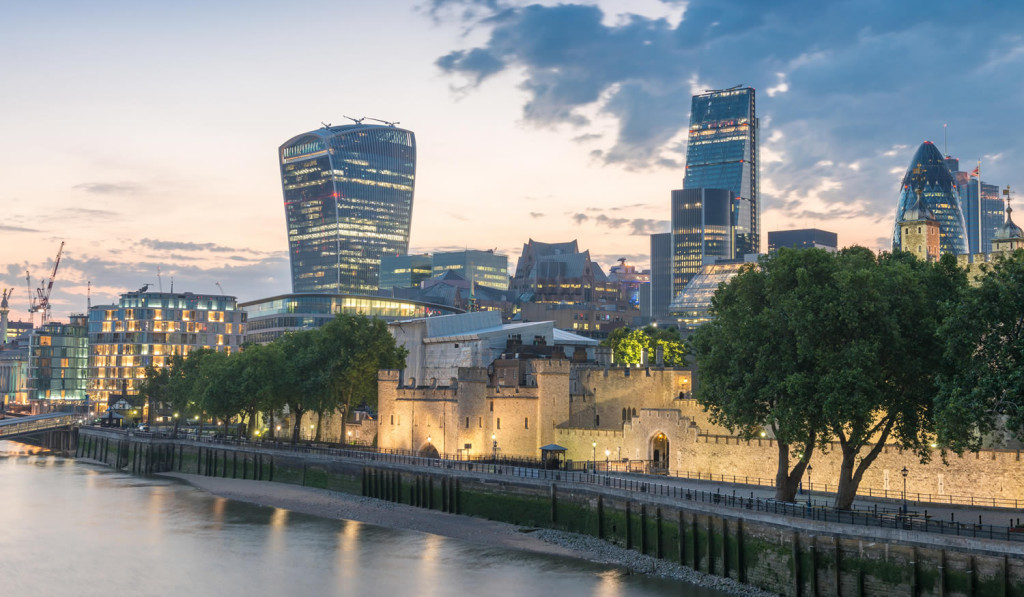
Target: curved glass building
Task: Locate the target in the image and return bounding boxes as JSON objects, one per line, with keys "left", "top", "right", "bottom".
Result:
{"left": 892, "top": 141, "right": 967, "bottom": 255}
{"left": 280, "top": 123, "right": 416, "bottom": 295}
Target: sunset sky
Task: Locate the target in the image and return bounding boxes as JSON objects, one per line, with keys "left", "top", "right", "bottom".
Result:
{"left": 3, "top": 0, "right": 1024, "bottom": 321}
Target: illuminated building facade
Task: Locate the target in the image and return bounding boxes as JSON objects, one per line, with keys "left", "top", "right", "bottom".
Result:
{"left": 241, "top": 293, "right": 463, "bottom": 345}
{"left": 379, "top": 254, "right": 432, "bottom": 291}
{"left": 280, "top": 123, "right": 416, "bottom": 295}
{"left": 432, "top": 249, "right": 509, "bottom": 290}
{"left": 946, "top": 157, "right": 1004, "bottom": 254}
{"left": 683, "top": 86, "right": 759, "bottom": 255}
{"left": 671, "top": 188, "right": 734, "bottom": 293}
{"left": 88, "top": 291, "right": 245, "bottom": 406}
{"left": 28, "top": 314, "right": 89, "bottom": 402}
{"left": 648, "top": 232, "right": 673, "bottom": 323}
{"left": 668, "top": 261, "right": 748, "bottom": 330}
{"left": 892, "top": 141, "right": 968, "bottom": 255}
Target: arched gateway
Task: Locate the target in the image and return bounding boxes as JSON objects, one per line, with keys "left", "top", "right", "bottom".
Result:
{"left": 649, "top": 432, "right": 669, "bottom": 474}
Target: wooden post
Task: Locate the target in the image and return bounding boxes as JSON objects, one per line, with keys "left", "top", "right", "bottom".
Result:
{"left": 691, "top": 514, "right": 699, "bottom": 570}
{"left": 737, "top": 519, "right": 746, "bottom": 584}
{"left": 809, "top": 536, "right": 817, "bottom": 597}
{"left": 792, "top": 532, "right": 802, "bottom": 597}
{"left": 679, "top": 511, "right": 686, "bottom": 566}
{"left": 721, "top": 518, "right": 728, "bottom": 578}
{"left": 550, "top": 484, "right": 558, "bottom": 524}
{"left": 640, "top": 504, "right": 648, "bottom": 555}
{"left": 833, "top": 539, "right": 840, "bottom": 597}
{"left": 597, "top": 496, "right": 605, "bottom": 539}
{"left": 625, "top": 502, "right": 632, "bottom": 549}
{"left": 656, "top": 507, "right": 663, "bottom": 559}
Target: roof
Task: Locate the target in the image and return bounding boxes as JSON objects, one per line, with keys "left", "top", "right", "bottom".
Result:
{"left": 539, "top": 444, "right": 568, "bottom": 452}
{"left": 552, "top": 328, "right": 600, "bottom": 346}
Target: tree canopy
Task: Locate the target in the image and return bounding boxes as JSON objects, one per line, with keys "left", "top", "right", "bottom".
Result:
{"left": 936, "top": 249, "right": 1024, "bottom": 453}
{"left": 601, "top": 325, "right": 686, "bottom": 366}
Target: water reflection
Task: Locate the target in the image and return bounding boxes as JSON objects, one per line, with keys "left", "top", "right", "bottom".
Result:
{"left": 0, "top": 442, "right": 730, "bottom": 597}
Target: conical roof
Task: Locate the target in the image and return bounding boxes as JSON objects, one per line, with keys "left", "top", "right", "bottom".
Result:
{"left": 891, "top": 141, "right": 968, "bottom": 254}
{"left": 899, "top": 187, "right": 935, "bottom": 223}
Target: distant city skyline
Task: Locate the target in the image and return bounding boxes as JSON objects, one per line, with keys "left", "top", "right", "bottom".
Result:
{"left": 3, "top": 1, "right": 1024, "bottom": 321}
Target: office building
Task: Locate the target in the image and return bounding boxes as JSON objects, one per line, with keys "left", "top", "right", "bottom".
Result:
{"left": 28, "top": 314, "right": 89, "bottom": 402}
{"left": 648, "top": 232, "right": 673, "bottom": 323}
{"left": 241, "top": 293, "right": 463, "bottom": 345}
{"left": 946, "top": 158, "right": 1003, "bottom": 254}
{"left": 892, "top": 141, "right": 968, "bottom": 255}
{"left": 671, "top": 188, "right": 734, "bottom": 293}
{"left": 667, "top": 261, "right": 749, "bottom": 331}
{"left": 683, "top": 86, "right": 759, "bottom": 255}
{"left": 279, "top": 123, "right": 416, "bottom": 295}
{"left": 767, "top": 229, "right": 838, "bottom": 252}
{"left": 432, "top": 249, "right": 509, "bottom": 290}
{"left": 88, "top": 291, "right": 246, "bottom": 406}
{"left": 379, "top": 254, "right": 432, "bottom": 291}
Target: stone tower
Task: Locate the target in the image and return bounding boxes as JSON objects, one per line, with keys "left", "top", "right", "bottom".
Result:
{"left": 898, "top": 186, "right": 941, "bottom": 262}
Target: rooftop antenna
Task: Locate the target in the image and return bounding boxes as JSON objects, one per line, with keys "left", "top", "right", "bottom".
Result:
{"left": 365, "top": 117, "right": 399, "bottom": 127}
{"left": 321, "top": 121, "right": 333, "bottom": 128}
{"left": 170, "top": 277, "right": 174, "bottom": 293}
{"left": 342, "top": 116, "right": 365, "bottom": 124}
{"left": 944, "top": 123, "right": 948, "bottom": 157}
{"left": 157, "top": 266, "right": 163, "bottom": 292}
{"left": 87, "top": 281, "right": 91, "bottom": 311}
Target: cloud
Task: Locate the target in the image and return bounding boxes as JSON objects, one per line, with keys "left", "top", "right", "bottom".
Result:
{"left": 571, "top": 212, "right": 668, "bottom": 235}
{"left": 0, "top": 224, "right": 39, "bottom": 233}
{"left": 138, "top": 238, "right": 248, "bottom": 254}
{"left": 73, "top": 182, "right": 141, "bottom": 195}
{"left": 529, "top": 212, "right": 545, "bottom": 218}
{"left": 571, "top": 133, "right": 603, "bottom": 143}
{"left": 433, "top": 1, "right": 1024, "bottom": 226}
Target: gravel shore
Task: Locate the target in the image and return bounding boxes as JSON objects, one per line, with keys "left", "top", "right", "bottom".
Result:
{"left": 161, "top": 472, "right": 776, "bottom": 597}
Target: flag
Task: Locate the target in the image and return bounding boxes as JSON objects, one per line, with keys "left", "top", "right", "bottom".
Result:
{"left": 970, "top": 166, "right": 980, "bottom": 177}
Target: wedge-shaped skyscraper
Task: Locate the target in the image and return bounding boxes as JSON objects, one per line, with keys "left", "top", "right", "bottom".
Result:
{"left": 892, "top": 141, "right": 967, "bottom": 255}
{"left": 280, "top": 123, "right": 416, "bottom": 294}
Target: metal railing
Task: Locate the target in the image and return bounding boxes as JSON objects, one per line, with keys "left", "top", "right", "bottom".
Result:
{"left": 0, "top": 413, "right": 78, "bottom": 438}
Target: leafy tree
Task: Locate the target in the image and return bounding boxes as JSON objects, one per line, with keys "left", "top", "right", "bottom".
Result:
{"left": 691, "top": 251, "right": 827, "bottom": 501}
{"left": 276, "top": 329, "right": 324, "bottom": 443}
{"left": 937, "top": 249, "right": 1024, "bottom": 452}
{"left": 601, "top": 325, "right": 686, "bottom": 366}
{"left": 317, "top": 314, "right": 407, "bottom": 442}
{"left": 814, "top": 249, "right": 964, "bottom": 508}
{"left": 236, "top": 342, "right": 288, "bottom": 438}
{"left": 137, "top": 365, "right": 170, "bottom": 427}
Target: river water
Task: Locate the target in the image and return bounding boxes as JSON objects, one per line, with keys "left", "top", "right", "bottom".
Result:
{"left": 0, "top": 442, "right": 731, "bottom": 596}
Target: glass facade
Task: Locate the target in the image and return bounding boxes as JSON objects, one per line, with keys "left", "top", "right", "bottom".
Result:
{"left": 671, "top": 188, "right": 734, "bottom": 294}
{"left": 240, "top": 293, "right": 463, "bottom": 345}
{"left": 88, "top": 292, "right": 245, "bottom": 406}
{"left": 767, "top": 229, "right": 838, "bottom": 252}
{"left": 950, "top": 166, "right": 1003, "bottom": 254}
{"left": 432, "top": 250, "right": 509, "bottom": 290}
{"left": 649, "top": 232, "right": 673, "bottom": 322}
{"left": 893, "top": 142, "right": 968, "bottom": 255}
{"left": 683, "top": 87, "right": 759, "bottom": 256}
{"left": 379, "top": 254, "right": 433, "bottom": 290}
{"left": 28, "top": 315, "right": 89, "bottom": 401}
{"left": 280, "top": 124, "right": 416, "bottom": 295}
{"left": 667, "top": 261, "right": 748, "bottom": 330}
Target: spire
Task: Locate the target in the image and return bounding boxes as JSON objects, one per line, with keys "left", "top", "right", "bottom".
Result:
{"left": 900, "top": 186, "right": 936, "bottom": 223}
{"left": 995, "top": 185, "right": 1024, "bottom": 240}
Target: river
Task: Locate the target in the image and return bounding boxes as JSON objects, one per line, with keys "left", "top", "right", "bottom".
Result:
{"left": 0, "top": 441, "right": 732, "bottom": 596}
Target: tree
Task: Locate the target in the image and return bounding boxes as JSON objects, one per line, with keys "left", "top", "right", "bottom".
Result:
{"left": 814, "top": 249, "right": 964, "bottom": 508}
{"left": 137, "top": 365, "right": 170, "bottom": 427}
{"left": 601, "top": 326, "right": 686, "bottom": 366}
{"left": 690, "top": 250, "right": 830, "bottom": 501}
{"left": 276, "top": 328, "right": 323, "bottom": 443}
{"left": 937, "top": 249, "right": 1024, "bottom": 452}
{"left": 235, "top": 342, "right": 288, "bottom": 438}
{"left": 318, "top": 314, "right": 407, "bottom": 442}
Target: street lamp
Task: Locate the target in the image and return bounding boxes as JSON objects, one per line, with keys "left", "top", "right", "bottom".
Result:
{"left": 492, "top": 433, "right": 497, "bottom": 462}
{"left": 347, "top": 430, "right": 353, "bottom": 444}
{"left": 806, "top": 464, "right": 813, "bottom": 506}
{"left": 901, "top": 466, "right": 909, "bottom": 515}
{"left": 592, "top": 441, "right": 597, "bottom": 468}
{"left": 605, "top": 448, "right": 610, "bottom": 471}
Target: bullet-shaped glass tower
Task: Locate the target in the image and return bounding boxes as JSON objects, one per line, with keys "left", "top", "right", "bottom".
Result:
{"left": 279, "top": 123, "right": 416, "bottom": 294}
{"left": 892, "top": 141, "right": 967, "bottom": 255}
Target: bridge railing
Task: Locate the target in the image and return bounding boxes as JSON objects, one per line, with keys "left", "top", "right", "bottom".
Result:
{"left": 0, "top": 413, "right": 78, "bottom": 438}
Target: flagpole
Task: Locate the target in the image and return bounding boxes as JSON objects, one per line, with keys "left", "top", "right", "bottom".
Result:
{"left": 978, "top": 160, "right": 983, "bottom": 253}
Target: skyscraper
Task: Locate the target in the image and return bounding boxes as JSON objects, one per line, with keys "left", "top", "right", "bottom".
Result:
{"left": 683, "top": 86, "right": 759, "bottom": 255}
{"left": 648, "top": 232, "right": 673, "bottom": 323}
{"left": 768, "top": 228, "right": 838, "bottom": 252}
{"left": 671, "top": 188, "right": 734, "bottom": 293}
{"left": 946, "top": 159, "right": 1003, "bottom": 254}
{"left": 892, "top": 141, "right": 968, "bottom": 255}
{"left": 279, "top": 123, "right": 416, "bottom": 295}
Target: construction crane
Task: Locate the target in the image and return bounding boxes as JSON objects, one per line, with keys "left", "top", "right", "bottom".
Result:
{"left": 365, "top": 117, "right": 399, "bottom": 127}
{"left": 25, "top": 270, "right": 35, "bottom": 316}
{"left": 30, "top": 241, "right": 65, "bottom": 325}
{"left": 215, "top": 282, "right": 225, "bottom": 295}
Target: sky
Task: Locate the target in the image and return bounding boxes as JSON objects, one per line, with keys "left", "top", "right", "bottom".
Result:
{"left": 3, "top": 0, "right": 1024, "bottom": 322}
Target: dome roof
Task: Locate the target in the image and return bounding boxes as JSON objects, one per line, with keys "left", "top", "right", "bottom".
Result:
{"left": 995, "top": 204, "right": 1024, "bottom": 240}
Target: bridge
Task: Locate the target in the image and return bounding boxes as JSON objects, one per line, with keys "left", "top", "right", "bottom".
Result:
{"left": 0, "top": 412, "right": 79, "bottom": 442}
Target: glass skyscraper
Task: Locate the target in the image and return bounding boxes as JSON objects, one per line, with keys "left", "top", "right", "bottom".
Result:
{"left": 892, "top": 141, "right": 968, "bottom": 255}
{"left": 280, "top": 123, "right": 416, "bottom": 295}
{"left": 671, "top": 188, "right": 734, "bottom": 292}
{"left": 683, "top": 87, "right": 759, "bottom": 256}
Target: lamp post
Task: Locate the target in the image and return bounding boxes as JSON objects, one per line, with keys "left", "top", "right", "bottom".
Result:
{"left": 806, "top": 465, "right": 813, "bottom": 506}
{"left": 605, "top": 448, "right": 610, "bottom": 472}
{"left": 592, "top": 441, "right": 597, "bottom": 470}
{"left": 347, "top": 430, "right": 353, "bottom": 445}
{"left": 901, "top": 466, "right": 909, "bottom": 515}
{"left": 492, "top": 433, "right": 497, "bottom": 463}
